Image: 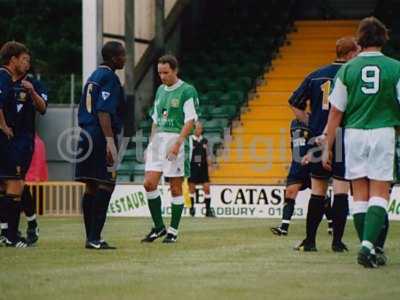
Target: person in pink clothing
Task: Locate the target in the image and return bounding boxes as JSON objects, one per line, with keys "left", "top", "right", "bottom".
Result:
{"left": 26, "top": 133, "right": 48, "bottom": 182}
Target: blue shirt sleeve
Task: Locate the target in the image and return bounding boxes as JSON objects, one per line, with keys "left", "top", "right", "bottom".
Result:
{"left": 0, "top": 76, "right": 11, "bottom": 109}
{"left": 33, "top": 79, "right": 48, "bottom": 102}
{"left": 95, "top": 75, "right": 119, "bottom": 115}
{"left": 288, "top": 75, "right": 311, "bottom": 110}
{"left": 32, "top": 79, "right": 49, "bottom": 114}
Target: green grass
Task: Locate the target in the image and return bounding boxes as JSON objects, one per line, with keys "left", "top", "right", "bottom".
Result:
{"left": 1, "top": 217, "right": 399, "bottom": 300}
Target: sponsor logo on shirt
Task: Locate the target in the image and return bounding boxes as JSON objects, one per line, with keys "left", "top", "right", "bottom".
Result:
{"left": 162, "top": 109, "right": 168, "bottom": 119}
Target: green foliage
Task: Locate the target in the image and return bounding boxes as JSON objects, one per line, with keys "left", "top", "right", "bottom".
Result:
{"left": 0, "top": 0, "right": 82, "bottom": 74}
{"left": 0, "top": 0, "right": 82, "bottom": 103}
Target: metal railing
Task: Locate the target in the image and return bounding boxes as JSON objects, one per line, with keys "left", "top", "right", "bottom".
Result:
{"left": 27, "top": 181, "right": 85, "bottom": 216}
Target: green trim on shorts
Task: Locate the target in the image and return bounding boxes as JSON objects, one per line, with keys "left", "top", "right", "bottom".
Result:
{"left": 394, "top": 131, "right": 399, "bottom": 183}
{"left": 184, "top": 139, "right": 191, "bottom": 178}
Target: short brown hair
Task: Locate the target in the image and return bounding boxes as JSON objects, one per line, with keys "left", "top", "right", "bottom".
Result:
{"left": 0, "top": 41, "right": 29, "bottom": 65}
{"left": 336, "top": 36, "right": 358, "bottom": 58}
{"left": 158, "top": 54, "right": 178, "bottom": 70}
{"left": 357, "top": 17, "right": 389, "bottom": 49}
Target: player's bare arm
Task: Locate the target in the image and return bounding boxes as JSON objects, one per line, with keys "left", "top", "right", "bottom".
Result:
{"left": 0, "top": 109, "right": 13, "bottom": 138}
{"left": 290, "top": 105, "right": 309, "bottom": 125}
{"left": 167, "top": 119, "right": 194, "bottom": 160}
{"left": 21, "top": 79, "right": 46, "bottom": 113}
{"left": 322, "top": 106, "right": 343, "bottom": 171}
{"left": 98, "top": 111, "right": 117, "bottom": 165}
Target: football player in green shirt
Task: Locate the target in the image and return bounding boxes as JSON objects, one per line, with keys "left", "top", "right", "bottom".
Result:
{"left": 141, "top": 55, "right": 198, "bottom": 243}
{"left": 323, "top": 17, "right": 400, "bottom": 268}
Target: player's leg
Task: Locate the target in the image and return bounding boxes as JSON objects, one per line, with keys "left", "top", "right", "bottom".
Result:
{"left": 306, "top": 178, "right": 328, "bottom": 248}
{"left": 358, "top": 179, "right": 391, "bottom": 267}
{"left": 163, "top": 176, "right": 184, "bottom": 243}
{"left": 0, "top": 183, "right": 7, "bottom": 240}
{"left": 3, "top": 179, "right": 27, "bottom": 247}
{"left": 295, "top": 176, "right": 328, "bottom": 251}
{"left": 271, "top": 183, "right": 301, "bottom": 236}
{"left": 203, "top": 182, "right": 215, "bottom": 217}
{"left": 87, "top": 182, "right": 116, "bottom": 249}
{"left": 188, "top": 181, "right": 196, "bottom": 217}
{"left": 81, "top": 180, "right": 97, "bottom": 243}
{"left": 21, "top": 185, "right": 39, "bottom": 244}
{"left": 141, "top": 171, "right": 166, "bottom": 242}
{"left": 355, "top": 127, "right": 394, "bottom": 267}
{"left": 323, "top": 196, "right": 333, "bottom": 235}
{"left": 20, "top": 145, "right": 39, "bottom": 244}
{"left": 331, "top": 179, "right": 350, "bottom": 252}
{"left": 373, "top": 182, "right": 392, "bottom": 266}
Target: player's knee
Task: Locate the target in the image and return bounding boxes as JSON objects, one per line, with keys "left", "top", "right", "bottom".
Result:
{"left": 6, "top": 180, "right": 24, "bottom": 197}
{"left": 189, "top": 183, "right": 196, "bottom": 194}
{"left": 333, "top": 179, "right": 349, "bottom": 195}
{"left": 285, "top": 185, "right": 299, "bottom": 199}
{"left": 98, "top": 183, "right": 115, "bottom": 193}
{"left": 203, "top": 184, "right": 210, "bottom": 194}
{"left": 144, "top": 180, "right": 157, "bottom": 192}
{"left": 83, "top": 181, "right": 98, "bottom": 196}
{"left": 170, "top": 185, "right": 182, "bottom": 197}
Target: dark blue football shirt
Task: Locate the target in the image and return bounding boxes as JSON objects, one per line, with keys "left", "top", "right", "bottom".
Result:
{"left": 0, "top": 66, "right": 17, "bottom": 130}
{"left": 78, "top": 65, "right": 125, "bottom": 135}
{"left": 14, "top": 74, "right": 48, "bottom": 138}
{"left": 288, "top": 62, "right": 344, "bottom": 136}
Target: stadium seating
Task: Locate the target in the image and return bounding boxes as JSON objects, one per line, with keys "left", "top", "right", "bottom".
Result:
{"left": 211, "top": 20, "right": 360, "bottom": 185}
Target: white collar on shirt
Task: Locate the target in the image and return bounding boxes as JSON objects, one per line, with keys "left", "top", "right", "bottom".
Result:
{"left": 164, "top": 79, "right": 183, "bottom": 91}
{"left": 358, "top": 51, "right": 383, "bottom": 57}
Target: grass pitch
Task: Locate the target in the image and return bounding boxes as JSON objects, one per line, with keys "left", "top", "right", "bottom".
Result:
{"left": 0, "top": 217, "right": 399, "bottom": 300}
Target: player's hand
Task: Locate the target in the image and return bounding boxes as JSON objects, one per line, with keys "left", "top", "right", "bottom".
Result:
{"left": 322, "top": 147, "right": 333, "bottom": 171}
{"left": 315, "top": 134, "right": 327, "bottom": 146}
{"left": 167, "top": 141, "right": 181, "bottom": 161}
{"left": 301, "top": 153, "right": 311, "bottom": 165}
{"left": 0, "top": 125, "right": 14, "bottom": 139}
{"left": 106, "top": 139, "right": 118, "bottom": 167}
{"left": 21, "top": 80, "right": 34, "bottom": 94}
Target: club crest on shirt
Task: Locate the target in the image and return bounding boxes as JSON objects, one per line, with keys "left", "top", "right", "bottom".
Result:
{"left": 170, "top": 98, "right": 179, "bottom": 108}
{"left": 102, "top": 91, "right": 111, "bottom": 100}
{"left": 19, "top": 91, "right": 27, "bottom": 101}
{"left": 41, "top": 93, "right": 48, "bottom": 101}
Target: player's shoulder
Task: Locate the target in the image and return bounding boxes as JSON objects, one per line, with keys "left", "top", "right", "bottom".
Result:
{"left": 181, "top": 80, "right": 197, "bottom": 93}
{"left": 311, "top": 63, "right": 343, "bottom": 79}
{"left": 380, "top": 54, "right": 400, "bottom": 67}
{"left": 89, "top": 66, "right": 118, "bottom": 85}
{"left": 0, "top": 67, "right": 12, "bottom": 82}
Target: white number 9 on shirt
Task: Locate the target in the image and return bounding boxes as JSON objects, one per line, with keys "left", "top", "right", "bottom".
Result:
{"left": 361, "top": 66, "right": 380, "bottom": 94}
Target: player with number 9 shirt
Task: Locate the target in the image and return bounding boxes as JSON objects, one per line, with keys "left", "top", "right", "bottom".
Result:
{"left": 324, "top": 17, "right": 400, "bottom": 268}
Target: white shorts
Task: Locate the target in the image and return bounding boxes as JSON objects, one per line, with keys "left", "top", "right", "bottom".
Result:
{"left": 145, "top": 132, "right": 186, "bottom": 177}
{"left": 344, "top": 127, "right": 395, "bottom": 181}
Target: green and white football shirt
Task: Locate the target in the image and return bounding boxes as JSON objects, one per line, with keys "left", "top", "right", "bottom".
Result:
{"left": 151, "top": 79, "right": 199, "bottom": 133}
{"left": 329, "top": 51, "right": 400, "bottom": 129}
